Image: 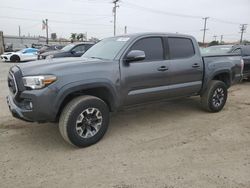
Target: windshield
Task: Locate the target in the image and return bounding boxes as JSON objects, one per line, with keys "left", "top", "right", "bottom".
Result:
{"left": 61, "top": 44, "right": 75, "bottom": 51}
{"left": 82, "top": 36, "right": 130, "bottom": 60}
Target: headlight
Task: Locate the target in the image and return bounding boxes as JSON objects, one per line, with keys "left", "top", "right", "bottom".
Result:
{"left": 46, "top": 55, "right": 54, "bottom": 59}
{"left": 22, "top": 75, "right": 57, "bottom": 89}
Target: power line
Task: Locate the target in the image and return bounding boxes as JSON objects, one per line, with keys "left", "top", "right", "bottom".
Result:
{"left": 0, "top": 16, "right": 113, "bottom": 27}
{"left": 123, "top": 1, "right": 202, "bottom": 19}
{"left": 209, "top": 17, "right": 244, "bottom": 25}
{"left": 122, "top": 2, "right": 249, "bottom": 26}
{"left": 0, "top": 6, "right": 110, "bottom": 17}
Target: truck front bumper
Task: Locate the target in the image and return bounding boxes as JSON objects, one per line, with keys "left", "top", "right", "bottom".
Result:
{"left": 6, "top": 95, "right": 33, "bottom": 122}
{"left": 6, "top": 90, "right": 58, "bottom": 123}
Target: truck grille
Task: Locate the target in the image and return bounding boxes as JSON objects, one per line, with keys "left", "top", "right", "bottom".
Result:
{"left": 8, "top": 71, "right": 18, "bottom": 95}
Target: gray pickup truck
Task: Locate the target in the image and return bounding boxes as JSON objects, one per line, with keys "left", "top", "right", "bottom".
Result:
{"left": 7, "top": 33, "right": 243, "bottom": 147}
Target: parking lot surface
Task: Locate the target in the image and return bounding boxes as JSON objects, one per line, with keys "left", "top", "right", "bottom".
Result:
{"left": 0, "top": 60, "right": 250, "bottom": 188}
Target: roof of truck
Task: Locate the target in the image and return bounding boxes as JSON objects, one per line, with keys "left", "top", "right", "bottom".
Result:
{"left": 114, "top": 32, "right": 194, "bottom": 39}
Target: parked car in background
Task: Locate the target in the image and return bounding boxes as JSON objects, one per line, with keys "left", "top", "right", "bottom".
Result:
{"left": 31, "top": 43, "right": 44, "bottom": 49}
{"left": 4, "top": 43, "right": 28, "bottom": 52}
{"left": 38, "top": 42, "right": 94, "bottom": 60}
{"left": 201, "top": 45, "right": 233, "bottom": 54}
{"left": 1, "top": 48, "right": 38, "bottom": 62}
{"left": 37, "top": 44, "right": 65, "bottom": 60}
{"left": 229, "top": 45, "right": 250, "bottom": 79}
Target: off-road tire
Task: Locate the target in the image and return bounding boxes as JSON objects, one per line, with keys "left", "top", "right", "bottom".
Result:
{"left": 201, "top": 80, "right": 228, "bottom": 112}
{"left": 59, "top": 95, "right": 109, "bottom": 147}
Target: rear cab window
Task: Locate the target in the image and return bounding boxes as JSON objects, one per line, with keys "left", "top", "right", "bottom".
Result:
{"left": 167, "top": 37, "right": 195, "bottom": 59}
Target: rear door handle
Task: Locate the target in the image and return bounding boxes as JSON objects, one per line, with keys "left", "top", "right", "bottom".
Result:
{"left": 157, "top": 66, "right": 168, "bottom": 71}
{"left": 192, "top": 63, "right": 200, "bottom": 68}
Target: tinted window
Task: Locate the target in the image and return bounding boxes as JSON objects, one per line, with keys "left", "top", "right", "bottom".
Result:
{"left": 168, "top": 37, "right": 195, "bottom": 59}
{"left": 22, "top": 48, "right": 37, "bottom": 53}
{"left": 61, "top": 44, "right": 75, "bottom": 51}
{"left": 73, "top": 45, "right": 86, "bottom": 52}
{"left": 242, "top": 46, "right": 250, "bottom": 56}
{"left": 232, "top": 48, "right": 241, "bottom": 54}
{"left": 85, "top": 44, "right": 94, "bottom": 51}
{"left": 130, "top": 37, "right": 164, "bottom": 61}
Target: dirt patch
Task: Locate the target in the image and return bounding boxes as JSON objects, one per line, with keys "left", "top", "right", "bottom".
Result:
{"left": 0, "top": 62, "right": 250, "bottom": 188}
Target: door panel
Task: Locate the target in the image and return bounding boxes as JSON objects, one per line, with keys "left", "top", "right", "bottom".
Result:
{"left": 22, "top": 53, "right": 37, "bottom": 61}
{"left": 122, "top": 60, "right": 170, "bottom": 105}
{"left": 166, "top": 37, "right": 203, "bottom": 97}
{"left": 121, "top": 37, "right": 171, "bottom": 105}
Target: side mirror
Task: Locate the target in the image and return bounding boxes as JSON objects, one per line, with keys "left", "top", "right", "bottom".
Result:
{"left": 126, "top": 50, "right": 145, "bottom": 62}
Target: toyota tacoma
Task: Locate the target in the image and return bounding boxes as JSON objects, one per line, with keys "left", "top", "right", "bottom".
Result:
{"left": 7, "top": 33, "right": 243, "bottom": 147}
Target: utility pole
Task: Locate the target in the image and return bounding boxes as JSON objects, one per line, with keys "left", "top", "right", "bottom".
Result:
{"left": 124, "top": 26, "right": 127, "bottom": 34}
{"left": 18, "top": 26, "right": 21, "bottom": 37}
{"left": 220, "top": 35, "right": 223, "bottom": 44}
{"left": 240, "top": 24, "right": 247, "bottom": 44}
{"left": 202, "top": 17, "right": 209, "bottom": 46}
{"left": 213, "top": 35, "right": 217, "bottom": 41}
{"left": 112, "top": 0, "right": 119, "bottom": 36}
{"left": 45, "top": 19, "right": 49, "bottom": 44}
{"left": 19, "top": 25, "right": 23, "bottom": 44}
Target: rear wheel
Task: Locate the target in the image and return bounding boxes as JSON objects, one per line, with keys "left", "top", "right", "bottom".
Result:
{"left": 10, "top": 55, "right": 20, "bottom": 62}
{"left": 59, "top": 95, "right": 109, "bottom": 147}
{"left": 201, "top": 80, "right": 228, "bottom": 112}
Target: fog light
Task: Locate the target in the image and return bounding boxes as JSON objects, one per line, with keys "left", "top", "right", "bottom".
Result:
{"left": 20, "top": 99, "right": 33, "bottom": 110}
{"left": 29, "top": 101, "right": 33, "bottom": 109}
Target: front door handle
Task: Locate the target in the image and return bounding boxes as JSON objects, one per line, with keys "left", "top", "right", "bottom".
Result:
{"left": 192, "top": 63, "right": 200, "bottom": 68}
{"left": 157, "top": 66, "right": 168, "bottom": 71}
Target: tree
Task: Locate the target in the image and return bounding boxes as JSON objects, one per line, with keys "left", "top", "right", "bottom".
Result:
{"left": 77, "top": 33, "right": 83, "bottom": 41}
{"left": 77, "top": 33, "right": 86, "bottom": 41}
{"left": 70, "top": 33, "right": 77, "bottom": 42}
{"left": 242, "top": 40, "right": 250, "bottom": 45}
{"left": 208, "top": 41, "right": 219, "bottom": 46}
{"left": 89, "top": 37, "right": 100, "bottom": 43}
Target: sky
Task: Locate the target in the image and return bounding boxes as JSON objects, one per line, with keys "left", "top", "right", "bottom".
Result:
{"left": 0, "top": 0, "right": 249, "bottom": 42}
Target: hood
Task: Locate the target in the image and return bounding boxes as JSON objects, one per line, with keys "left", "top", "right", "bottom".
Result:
{"left": 16, "top": 57, "right": 108, "bottom": 76}
{"left": 40, "top": 50, "right": 62, "bottom": 56}
{"left": 2, "top": 52, "right": 15, "bottom": 55}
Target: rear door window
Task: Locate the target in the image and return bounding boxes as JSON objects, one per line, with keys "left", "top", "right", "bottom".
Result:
{"left": 168, "top": 37, "right": 195, "bottom": 59}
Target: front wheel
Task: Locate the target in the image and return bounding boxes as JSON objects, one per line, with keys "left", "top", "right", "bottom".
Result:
{"left": 201, "top": 80, "right": 228, "bottom": 112}
{"left": 59, "top": 96, "right": 109, "bottom": 147}
{"left": 10, "top": 55, "right": 20, "bottom": 62}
